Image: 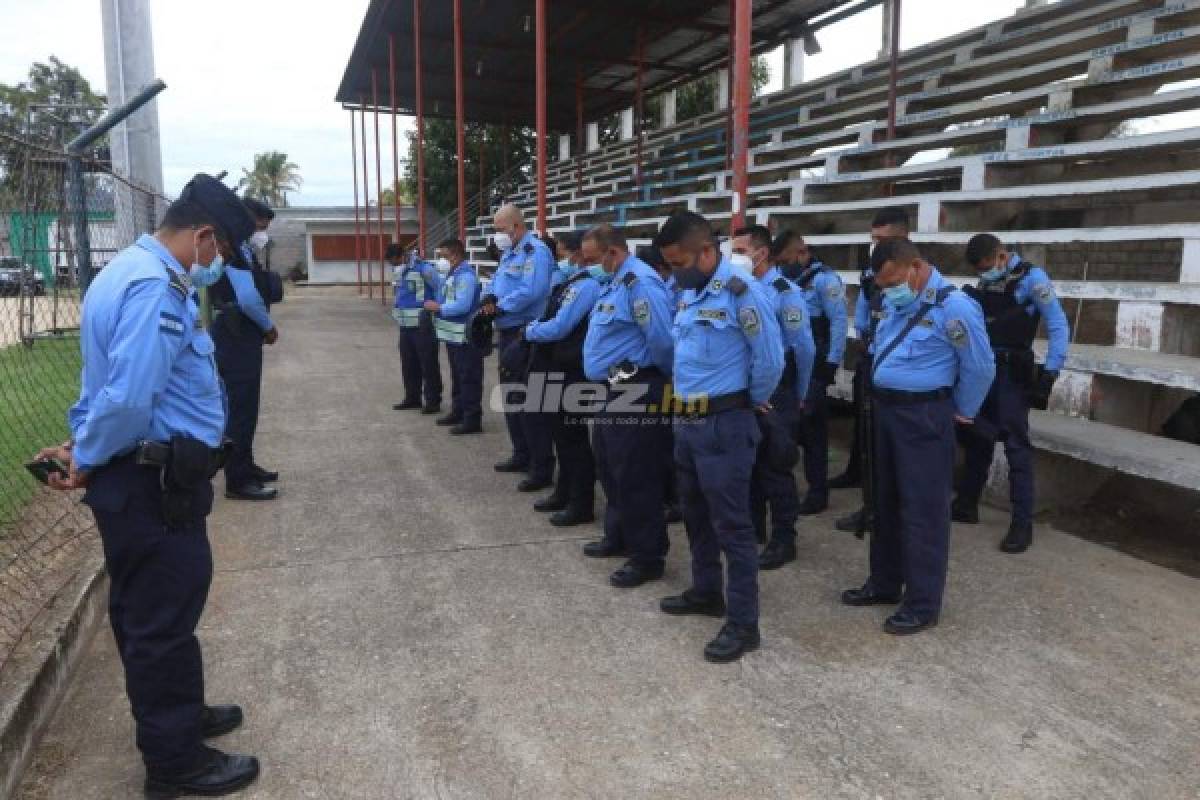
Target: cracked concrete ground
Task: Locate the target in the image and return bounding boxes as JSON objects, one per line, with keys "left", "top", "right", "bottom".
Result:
{"left": 15, "top": 288, "right": 1200, "bottom": 799}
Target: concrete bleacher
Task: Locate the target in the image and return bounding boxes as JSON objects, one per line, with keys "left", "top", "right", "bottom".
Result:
{"left": 463, "top": 0, "right": 1200, "bottom": 500}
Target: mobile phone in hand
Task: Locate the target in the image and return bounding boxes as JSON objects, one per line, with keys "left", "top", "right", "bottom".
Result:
{"left": 25, "top": 458, "right": 68, "bottom": 485}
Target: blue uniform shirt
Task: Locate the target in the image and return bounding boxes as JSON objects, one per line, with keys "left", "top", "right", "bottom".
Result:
{"left": 984, "top": 252, "right": 1070, "bottom": 372}
{"left": 757, "top": 266, "right": 816, "bottom": 400}
{"left": 491, "top": 232, "right": 554, "bottom": 329}
{"left": 550, "top": 261, "right": 578, "bottom": 290}
{"left": 582, "top": 253, "right": 675, "bottom": 381}
{"left": 869, "top": 268, "right": 996, "bottom": 418}
{"left": 225, "top": 264, "right": 273, "bottom": 333}
{"left": 673, "top": 259, "right": 784, "bottom": 406}
{"left": 526, "top": 275, "right": 603, "bottom": 343}
{"left": 797, "top": 260, "right": 849, "bottom": 365}
{"left": 664, "top": 274, "right": 682, "bottom": 307}
{"left": 69, "top": 234, "right": 226, "bottom": 471}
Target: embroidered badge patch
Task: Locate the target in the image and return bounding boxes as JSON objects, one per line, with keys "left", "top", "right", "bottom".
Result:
{"left": 738, "top": 306, "right": 761, "bottom": 336}
{"left": 783, "top": 306, "right": 805, "bottom": 330}
{"left": 710, "top": 279, "right": 724, "bottom": 292}
{"left": 1033, "top": 283, "right": 1054, "bottom": 303}
{"left": 946, "top": 318, "right": 967, "bottom": 346}
{"left": 826, "top": 283, "right": 844, "bottom": 301}
{"left": 698, "top": 308, "right": 727, "bottom": 321}
{"left": 562, "top": 287, "right": 578, "bottom": 305}
{"left": 633, "top": 298, "right": 650, "bottom": 325}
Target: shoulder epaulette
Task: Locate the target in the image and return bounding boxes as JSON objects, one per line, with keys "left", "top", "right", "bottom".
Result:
{"left": 935, "top": 286, "right": 957, "bottom": 304}
{"left": 771, "top": 277, "right": 791, "bottom": 293}
{"left": 165, "top": 265, "right": 190, "bottom": 300}
{"left": 727, "top": 276, "right": 747, "bottom": 296}
{"left": 622, "top": 271, "right": 638, "bottom": 287}
{"left": 523, "top": 242, "right": 535, "bottom": 255}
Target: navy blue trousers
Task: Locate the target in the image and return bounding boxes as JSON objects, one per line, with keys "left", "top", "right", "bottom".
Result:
{"left": 84, "top": 458, "right": 214, "bottom": 773}
{"left": 957, "top": 371, "right": 1034, "bottom": 525}
{"left": 398, "top": 314, "right": 442, "bottom": 407}
{"left": 522, "top": 363, "right": 558, "bottom": 482}
{"left": 869, "top": 394, "right": 955, "bottom": 620}
{"left": 675, "top": 408, "right": 762, "bottom": 626}
{"left": 212, "top": 323, "right": 263, "bottom": 489}
{"left": 751, "top": 382, "right": 801, "bottom": 543}
{"left": 799, "top": 373, "right": 831, "bottom": 501}
{"left": 496, "top": 327, "right": 529, "bottom": 465}
{"left": 593, "top": 376, "right": 671, "bottom": 567}
{"left": 549, "top": 370, "right": 595, "bottom": 511}
{"left": 446, "top": 341, "right": 484, "bottom": 425}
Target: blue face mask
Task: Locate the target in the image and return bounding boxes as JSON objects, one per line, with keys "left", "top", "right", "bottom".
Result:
{"left": 189, "top": 235, "right": 225, "bottom": 288}
{"left": 882, "top": 282, "right": 917, "bottom": 309}
{"left": 585, "top": 264, "right": 611, "bottom": 284}
{"left": 980, "top": 266, "right": 1006, "bottom": 283}
{"left": 559, "top": 260, "right": 580, "bottom": 277}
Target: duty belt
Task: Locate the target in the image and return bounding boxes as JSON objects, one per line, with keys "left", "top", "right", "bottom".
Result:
{"left": 870, "top": 387, "right": 952, "bottom": 404}
{"left": 675, "top": 389, "right": 751, "bottom": 419}
{"left": 133, "top": 439, "right": 230, "bottom": 476}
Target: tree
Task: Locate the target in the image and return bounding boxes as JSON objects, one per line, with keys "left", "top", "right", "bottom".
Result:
{"left": 238, "top": 151, "right": 302, "bottom": 207}
{"left": 405, "top": 119, "right": 535, "bottom": 217}
{"left": 378, "top": 180, "right": 413, "bottom": 207}
{"left": 0, "top": 57, "right": 107, "bottom": 204}
{"left": 676, "top": 56, "right": 770, "bottom": 121}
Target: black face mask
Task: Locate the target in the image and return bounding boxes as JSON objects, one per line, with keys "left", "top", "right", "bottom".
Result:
{"left": 674, "top": 259, "right": 709, "bottom": 290}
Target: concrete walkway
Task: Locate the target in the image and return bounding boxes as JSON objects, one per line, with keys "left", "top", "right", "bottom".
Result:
{"left": 16, "top": 288, "right": 1200, "bottom": 799}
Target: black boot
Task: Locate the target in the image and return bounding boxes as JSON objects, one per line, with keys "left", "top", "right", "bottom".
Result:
{"left": 450, "top": 421, "right": 482, "bottom": 435}
{"left": 436, "top": 412, "right": 462, "bottom": 427}
{"left": 758, "top": 539, "right": 797, "bottom": 570}
{"left": 534, "top": 494, "right": 569, "bottom": 512}
{"left": 200, "top": 704, "right": 243, "bottom": 738}
{"left": 249, "top": 465, "right": 278, "bottom": 484}
{"left": 828, "top": 470, "right": 861, "bottom": 490}
{"left": 144, "top": 747, "right": 260, "bottom": 799}
{"left": 1000, "top": 520, "right": 1033, "bottom": 553}
{"left": 952, "top": 496, "right": 979, "bottom": 524}
{"left": 393, "top": 399, "right": 422, "bottom": 410}
{"left": 703, "top": 622, "right": 761, "bottom": 663}
{"left": 834, "top": 508, "right": 864, "bottom": 533}
{"left": 550, "top": 507, "right": 594, "bottom": 527}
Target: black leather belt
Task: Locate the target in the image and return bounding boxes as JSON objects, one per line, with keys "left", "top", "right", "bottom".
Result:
{"left": 676, "top": 390, "right": 751, "bottom": 418}
{"left": 132, "top": 439, "right": 229, "bottom": 475}
{"left": 870, "top": 387, "right": 952, "bottom": 404}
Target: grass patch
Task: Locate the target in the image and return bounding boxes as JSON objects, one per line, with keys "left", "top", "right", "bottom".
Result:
{"left": 0, "top": 337, "right": 80, "bottom": 531}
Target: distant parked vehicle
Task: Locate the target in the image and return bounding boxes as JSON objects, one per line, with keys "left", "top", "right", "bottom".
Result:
{"left": 0, "top": 257, "right": 46, "bottom": 297}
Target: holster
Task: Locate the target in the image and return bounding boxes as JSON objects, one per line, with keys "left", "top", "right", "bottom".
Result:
{"left": 161, "top": 436, "right": 229, "bottom": 527}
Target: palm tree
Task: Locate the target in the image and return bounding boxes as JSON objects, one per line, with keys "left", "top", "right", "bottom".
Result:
{"left": 238, "top": 151, "right": 302, "bottom": 207}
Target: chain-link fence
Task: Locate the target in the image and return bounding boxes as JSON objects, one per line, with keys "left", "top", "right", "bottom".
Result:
{"left": 0, "top": 126, "right": 165, "bottom": 672}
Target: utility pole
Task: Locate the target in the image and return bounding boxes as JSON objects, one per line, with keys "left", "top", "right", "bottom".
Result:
{"left": 100, "top": 0, "right": 165, "bottom": 241}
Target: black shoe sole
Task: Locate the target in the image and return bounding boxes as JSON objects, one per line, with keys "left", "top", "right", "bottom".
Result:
{"left": 449, "top": 427, "right": 482, "bottom": 435}
{"left": 583, "top": 547, "right": 625, "bottom": 559}
{"left": 144, "top": 766, "right": 260, "bottom": 799}
{"left": 1000, "top": 542, "right": 1031, "bottom": 554}
{"left": 609, "top": 571, "right": 664, "bottom": 589}
{"left": 533, "top": 501, "right": 568, "bottom": 513}
{"left": 953, "top": 516, "right": 979, "bottom": 525}
{"left": 224, "top": 491, "right": 277, "bottom": 502}
{"left": 841, "top": 593, "right": 902, "bottom": 607}
{"left": 518, "top": 482, "right": 554, "bottom": 493}
{"left": 550, "top": 514, "right": 594, "bottom": 527}
{"left": 704, "top": 638, "right": 760, "bottom": 663}
{"left": 758, "top": 556, "right": 795, "bottom": 571}
{"left": 883, "top": 619, "right": 938, "bottom": 636}
{"left": 660, "top": 602, "right": 725, "bottom": 618}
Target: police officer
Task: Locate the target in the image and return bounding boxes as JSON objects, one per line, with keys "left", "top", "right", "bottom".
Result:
{"left": 524, "top": 230, "right": 602, "bottom": 525}
{"left": 209, "top": 198, "right": 279, "bottom": 501}
{"left": 37, "top": 174, "right": 260, "bottom": 796}
{"left": 835, "top": 207, "right": 910, "bottom": 533}
{"left": 842, "top": 238, "right": 994, "bottom": 635}
{"left": 424, "top": 237, "right": 484, "bottom": 435}
{"left": 480, "top": 204, "right": 554, "bottom": 486}
{"left": 580, "top": 223, "right": 675, "bottom": 587}
{"left": 389, "top": 243, "right": 443, "bottom": 414}
{"left": 656, "top": 212, "right": 784, "bottom": 662}
{"left": 774, "top": 230, "right": 848, "bottom": 514}
{"left": 731, "top": 225, "right": 816, "bottom": 569}
{"left": 954, "top": 234, "right": 1070, "bottom": 553}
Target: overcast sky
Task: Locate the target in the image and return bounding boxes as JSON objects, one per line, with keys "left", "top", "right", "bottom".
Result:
{"left": 0, "top": 0, "right": 1037, "bottom": 206}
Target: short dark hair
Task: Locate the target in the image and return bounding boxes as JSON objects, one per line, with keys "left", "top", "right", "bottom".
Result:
{"left": 770, "top": 229, "right": 802, "bottom": 260}
{"left": 871, "top": 207, "right": 910, "bottom": 232}
{"left": 733, "top": 225, "right": 772, "bottom": 252}
{"left": 437, "top": 237, "right": 466, "bottom": 259}
{"left": 653, "top": 210, "right": 712, "bottom": 250}
{"left": 384, "top": 242, "right": 405, "bottom": 260}
{"left": 870, "top": 238, "right": 921, "bottom": 272}
{"left": 558, "top": 230, "right": 583, "bottom": 252}
{"left": 242, "top": 197, "right": 275, "bottom": 222}
{"left": 160, "top": 199, "right": 228, "bottom": 244}
{"left": 583, "top": 223, "right": 628, "bottom": 252}
{"left": 965, "top": 233, "right": 1004, "bottom": 267}
{"left": 636, "top": 244, "right": 666, "bottom": 270}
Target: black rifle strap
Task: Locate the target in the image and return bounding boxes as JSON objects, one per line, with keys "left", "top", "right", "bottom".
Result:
{"left": 871, "top": 288, "right": 954, "bottom": 382}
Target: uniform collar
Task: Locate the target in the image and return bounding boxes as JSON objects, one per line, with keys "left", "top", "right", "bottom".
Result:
{"left": 136, "top": 233, "right": 185, "bottom": 273}
{"left": 613, "top": 252, "right": 637, "bottom": 283}
{"left": 700, "top": 258, "right": 734, "bottom": 297}
{"left": 914, "top": 267, "right": 947, "bottom": 305}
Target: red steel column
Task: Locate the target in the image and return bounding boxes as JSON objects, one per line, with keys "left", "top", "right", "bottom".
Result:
{"left": 885, "top": 0, "right": 902, "bottom": 142}
{"left": 635, "top": 29, "right": 645, "bottom": 187}
{"left": 454, "top": 0, "right": 467, "bottom": 240}
{"left": 414, "top": 0, "right": 427, "bottom": 255}
{"left": 731, "top": 0, "right": 752, "bottom": 230}
{"left": 535, "top": 0, "right": 547, "bottom": 235}
{"left": 374, "top": 67, "right": 386, "bottom": 304}
{"left": 478, "top": 132, "right": 486, "bottom": 212}
{"left": 575, "top": 68, "right": 584, "bottom": 194}
{"left": 351, "top": 110, "right": 363, "bottom": 295}
{"left": 725, "top": 0, "right": 735, "bottom": 169}
{"left": 360, "top": 93, "right": 373, "bottom": 299}
{"left": 390, "top": 33, "right": 401, "bottom": 242}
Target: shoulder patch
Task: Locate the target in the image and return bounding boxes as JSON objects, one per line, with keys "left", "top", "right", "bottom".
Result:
{"left": 632, "top": 297, "right": 650, "bottom": 325}
{"left": 738, "top": 306, "right": 761, "bottom": 336}
{"left": 783, "top": 305, "right": 805, "bottom": 330}
{"left": 727, "top": 276, "right": 747, "bottom": 296}
{"left": 771, "top": 277, "right": 791, "bottom": 293}
{"left": 1033, "top": 282, "right": 1055, "bottom": 303}
{"left": 622, "top": 271, "right": 639, "bottom": 287}
{"left": 946, "top": 318, "right": 968, "bottom": 346}
{"left": 562, "top": 287, "right": 578, "bottom": 305}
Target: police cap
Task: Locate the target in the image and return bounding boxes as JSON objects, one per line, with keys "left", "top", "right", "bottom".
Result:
{"left": 179, "top": 174, "right": 256, "bottom": 246}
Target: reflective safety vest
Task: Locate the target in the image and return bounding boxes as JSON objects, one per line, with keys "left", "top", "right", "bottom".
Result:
{"left": 393, "top": 266, "right": 428, "bottom": 329}
{"left": 434, "top": 272, "right": 469, "bottom": 343}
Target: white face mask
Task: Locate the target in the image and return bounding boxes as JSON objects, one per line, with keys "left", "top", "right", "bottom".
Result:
{"left": 493, "top": 231, "right": 514, "bottom": 252}
{"left": 435, "top": 257, "right": 452, "bottom": 273}
{"left": 729, "top": 253, "right": 754, "bottom": 272}
{"left": 249, "top": 231, "right": 269, "bottom": 250}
